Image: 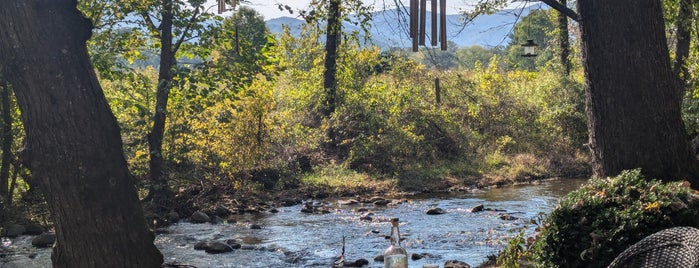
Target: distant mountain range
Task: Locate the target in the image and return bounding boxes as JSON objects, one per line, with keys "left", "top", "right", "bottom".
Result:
{"left": 265, "top": 6, "right": 539, "bottom": 49}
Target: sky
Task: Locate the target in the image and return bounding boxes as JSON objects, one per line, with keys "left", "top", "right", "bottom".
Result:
{"left": 209, "top": 0, "right": 471, "bottom": 20}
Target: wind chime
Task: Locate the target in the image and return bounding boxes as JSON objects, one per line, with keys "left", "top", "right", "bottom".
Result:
{"left": 218, "top": 0, "right": 235, "bottom": 14}
{"left": 410, "top": 0, "right": 447, "bottom": 52}
{"left": 410, "top": 0, "right": 448, "bottom": 106}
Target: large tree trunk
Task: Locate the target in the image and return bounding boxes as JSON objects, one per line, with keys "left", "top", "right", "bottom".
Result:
{"left": 147, "top": 0, "right": 176, "bottom": 203}
{"left": 577, "top": 0, "right": 699, "bottom": 185}
{"left": 0, "top": 1, "right": 163, "bottom": 267}
{"left": 0, "top": 77, "right": 11, "bottom": 202}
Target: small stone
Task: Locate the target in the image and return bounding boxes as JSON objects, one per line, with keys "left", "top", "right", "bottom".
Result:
{"left": 250, "top": 224, "right": 263, "bottom": 229}
{"left": 280, "top": 198, "right": 300, "bottom": 207}
{"left": 499, "top": 214, "right": 518, "bottom": 221}
{"left": 225, "top": 239, "right": 241, "bottom": 249}
{"left": 31, "top": 233, "right": 56, "bottom": 248}
{"left": 346, "top": 258, "right": 369, "bottom": 267}
{"left": 166, "top": 211, "right": 180, "bottom": 222}
{"left": 469, "top": 204, "right": 485, "bottom": 213}
{"left": 190, "top": 211, "right": 211, "bottom": 223}
{"left": 444, "top": 260, "right": 471, "bottom": 268}
{"left": 426, "top": 207, "right": 447, "bottom": 215}
{"left": 411, "top": 253, "right": 425, "bottom": 260}
{"left": 338, "top": 199, "right": 359, "bottom": 206}
{"left": 269, "top": 208, "right": 279, "bottom": 213}
{"left": 374, "top": 255, "right": 384, "bottom": 262}
{"left": 373, "top": 199, "right": 391, "bottom": 206}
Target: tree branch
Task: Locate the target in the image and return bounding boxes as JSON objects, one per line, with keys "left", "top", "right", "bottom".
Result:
{"left": 539, "top": 0, "right": 579, "bottom": 22}
{"left": 141, "top": 12, "right": 160, "bottom": 37}
{"left": 173, "top": 7, "right": 201, "bottom": 55}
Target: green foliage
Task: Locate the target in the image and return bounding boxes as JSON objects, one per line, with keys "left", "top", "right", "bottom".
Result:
{"left": 498, "top": 230, "right": 528, "bottom": 268}
{"left": 534, "top": 170, "right": 699, "bottom": 267}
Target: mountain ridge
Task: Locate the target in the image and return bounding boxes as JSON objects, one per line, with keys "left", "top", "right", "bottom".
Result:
{"left": 265, "top": 6, "right": 539, "bottom": 48}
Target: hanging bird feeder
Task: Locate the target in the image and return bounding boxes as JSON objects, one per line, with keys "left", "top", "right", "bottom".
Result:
{"left": 521, "top": 39, "right": 538, "bottom": 57}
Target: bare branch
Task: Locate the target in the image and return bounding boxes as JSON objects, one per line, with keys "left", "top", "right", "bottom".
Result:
{"left": 173, "top": 7, "right": 201, "bottom": 55}
{"left": 539, "top": 0, "right": 579, "bottom": 22}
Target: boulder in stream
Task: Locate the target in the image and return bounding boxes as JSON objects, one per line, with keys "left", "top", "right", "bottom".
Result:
{"left": 469, "top": 204, "right": 485, "bottom": 213}
{"left": 31, "top": 233, "right": 56, "bottom": 248}
{"left": 190, "top": 211, "right": 211, "bottom": 223}
{"left": 4, "top": 224, "right": 25, "bottom": 238}
{"left": 23, "top": 223, "right": 44, "bottom": 236}
{"left": 426, "top": 207, "right": 447, "bottom": 215}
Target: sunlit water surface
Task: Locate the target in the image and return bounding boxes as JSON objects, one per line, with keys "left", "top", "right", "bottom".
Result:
{"left": 0, "top": 178, "right": 585, "bottom": 268}
{"left": 156, "top": 178, "right": 586, "bottom": 268}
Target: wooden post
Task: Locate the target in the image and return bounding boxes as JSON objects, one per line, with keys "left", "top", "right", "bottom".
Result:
{"left": 435, "top": 77, "right": 441, "bottom": 105}
{"left": 431, "top": 0, "right": 437, "bottom": 46}
{"left": 440, "top": 0, "right": 447, "bottom": 50}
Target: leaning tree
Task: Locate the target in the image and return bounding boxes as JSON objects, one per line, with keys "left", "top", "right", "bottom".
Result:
{"left": 0, "top": 1, "right": 163, "bottom": 267}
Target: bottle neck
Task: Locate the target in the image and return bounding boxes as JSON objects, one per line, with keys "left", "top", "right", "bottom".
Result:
{"left": 390, "top": 226, "right": 401, "bottom": 247}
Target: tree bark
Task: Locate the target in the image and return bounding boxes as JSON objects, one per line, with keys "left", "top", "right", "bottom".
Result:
{"left": 323, "top": 0, "right": 341, "bottom": 117}
{"left": 673, "top": 0, "right": 692, "bottom": 90}
{"left": 0, "top": 77, "right": 11, "bottom": 202}
{"left": 577, "top": 0, "right": 699, "bottom": 185}
{"left": 557, "top": 0, "right": 571, "bottom": 75}
{"left": 147, "top": 0, "right": 176, "bottom": 202}
{"left": 0, "top": 1, "right": 163, "bottom": 267}
{"left": 322, "top": 0, "right": 342, "bottom": 152}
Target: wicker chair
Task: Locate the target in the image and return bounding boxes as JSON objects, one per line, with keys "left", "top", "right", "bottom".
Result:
{"left": 607, "top": 227, "right": 699, "bottom": 268}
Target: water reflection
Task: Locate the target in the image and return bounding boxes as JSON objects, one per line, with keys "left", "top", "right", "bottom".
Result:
{"left": 156, "top": 178, "right": 587, "bottom": 267}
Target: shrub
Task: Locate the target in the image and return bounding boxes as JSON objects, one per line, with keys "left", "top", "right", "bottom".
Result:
{"left": 533, "top": 170, "right": 699, "bottom": 267}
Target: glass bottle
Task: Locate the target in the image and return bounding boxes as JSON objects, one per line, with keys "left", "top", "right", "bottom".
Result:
{"left": 384, "top": 218, "right": 408, "bottom": 268}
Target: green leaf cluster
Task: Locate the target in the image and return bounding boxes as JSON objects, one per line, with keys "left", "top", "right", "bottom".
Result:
{"left": 533, "top": 170, "right": 699, "bottom": 267}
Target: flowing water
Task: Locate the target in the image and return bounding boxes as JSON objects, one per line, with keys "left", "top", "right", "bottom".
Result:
{"left": 0, "top": 178, "right": 586, "bottom": 268}
{"left": 156, "top": 178, "right": 586, "bottom": 268}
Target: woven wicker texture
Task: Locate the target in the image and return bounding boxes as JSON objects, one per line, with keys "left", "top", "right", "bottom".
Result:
{"left": 607, "top": 227, "right": 699, "bottom": 268}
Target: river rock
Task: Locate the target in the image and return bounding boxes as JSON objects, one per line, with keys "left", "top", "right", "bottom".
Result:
{"left": 426, "top": 207, "right": 447, "bottom": 215}
{"left": 373, "top": 199, "right": 391, "bottom": 206}
{"left": 31, "top": 233, "right": 56, "bottom": 248}
{"left": 194, "top": 241, "right": 208, "bottom": 250}
{"left": 190, "top": 211, "right": 211, "bottom": 223}
{"left": 165, "top": 211, "right": 180, "bottom": 222}
{"left": 444, "top": 260, "right": 471, "bottom": 268}
{"left": 345, "top": 258, "right": 369, "bottom": 267}
{"left": 5, "top": 224, "right": 26, "bottom": 238}
{"left": 204, "top": 241, "right": 234, "bottom": 254}
{"left": 411, "top": 253, "right": 425, "bottom": 260}
{"left": 469, "top": 204, "right": 485, "bottom": 213}
{"left": 250, "top": 224, "right": 263, "bottom": 229}
{"left": 338, "top": 199, "right": 359, "bottom": 206}
{"left": 499, "top": 214, "right": 518, "bottom": 221}
{"left": 23, "top": 223, "right": 44, "bottom": 236}
{"left": 225, "top": 239, "right": 241, "bottom": 249}
{"left": 374, "top": 255, "right": 384, "bottom": 262}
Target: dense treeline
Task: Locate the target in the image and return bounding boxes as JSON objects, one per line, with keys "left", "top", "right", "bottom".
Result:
{"left": 2, "top": 2, "right": 699, "bottom": 220}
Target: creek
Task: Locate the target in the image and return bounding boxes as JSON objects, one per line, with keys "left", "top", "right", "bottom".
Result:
{"left": 0, "top": 178, "right": 586, "bottom": 268}
{"left": 157, "top": 178, "right": 586, "bottom": 267}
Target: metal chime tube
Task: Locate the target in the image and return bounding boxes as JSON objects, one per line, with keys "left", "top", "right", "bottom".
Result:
{"left": 431, "top": 0, "right": 437, "bottom": 46}
{"left": 411, "top": 0, "right": 419, "bottom": 51}
{"left": 419, "top": 0, "right": 427, "bottom": 45}
{"left": 218, "top": 0, "right": 225, "bottom": 14}
{"left": 439, "top": 0, "right": 447, "bottom": 50}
